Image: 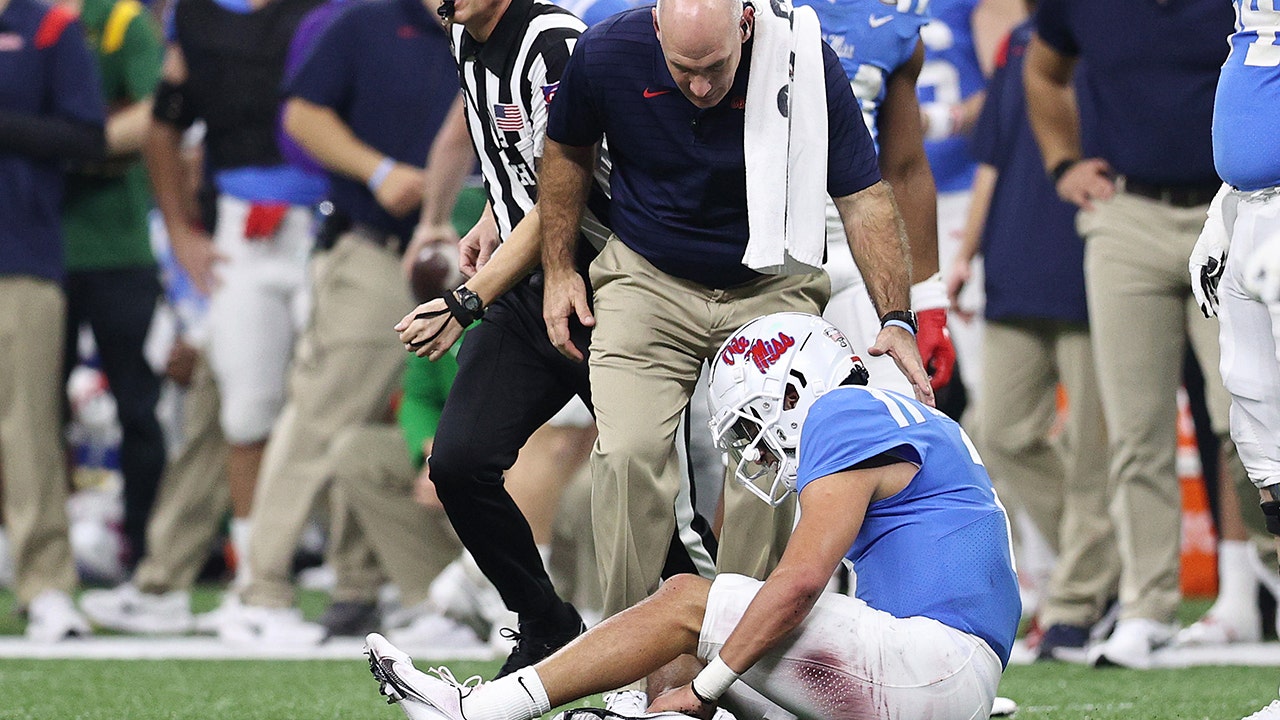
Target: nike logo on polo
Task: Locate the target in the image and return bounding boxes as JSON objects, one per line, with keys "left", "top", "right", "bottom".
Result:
{"left": 644, "top": 88, "right": 672, "bottom": 98}
{"left": 869, "top": 14, "right": 893, "bottom": 27}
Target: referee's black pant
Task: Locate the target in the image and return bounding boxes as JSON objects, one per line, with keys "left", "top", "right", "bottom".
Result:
{"left": 428, "top": 276, "right": 717, "bottom": 621}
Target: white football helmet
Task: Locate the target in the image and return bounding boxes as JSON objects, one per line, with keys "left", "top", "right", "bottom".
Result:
{"left": 707, "top": 312, "right": 869, "bottom": 506}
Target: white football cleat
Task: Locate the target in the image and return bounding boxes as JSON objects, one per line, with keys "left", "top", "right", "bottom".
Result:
{"left": 218, "top": 603, "right": 326, "bottom": 647}
{"left": 25, "top": 589, "right": 92, "bottom": 642}
{"left": 603, "top": 690, "right": 648, "bottom": 716}
{"left": 365, "top": 633, "right": 477, "bottom": 720}
{"left": 1244, "top": 699, "right": 1280, "bottom": 720}
{"left": 990, "top": 696, "right": 1018, "bottom": 717}
{"left": 80, "top": 584, "right": 194, "bottom": 635}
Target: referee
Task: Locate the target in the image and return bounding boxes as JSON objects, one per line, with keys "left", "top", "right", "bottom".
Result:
{"left": 413, "top": 0, "right": 719, "bottom": 679}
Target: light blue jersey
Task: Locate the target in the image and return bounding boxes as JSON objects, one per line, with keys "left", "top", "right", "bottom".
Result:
{"left": 795, "top": 385, "right": 1021, "bottom": 666}
{"left": 917, "top": 0, "right": 984, "bottom": 192}
{"left": 796, "top": 0, "right": 930, "bottom": 147}
{"left": 1214, "top": 0, "right": 1280, "bottom": 191}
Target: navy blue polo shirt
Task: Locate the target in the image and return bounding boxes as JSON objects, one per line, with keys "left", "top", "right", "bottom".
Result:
{"left": 973, "top": 21, "right": 1086, "bottom": 325}
{"left": 0, "top": 0, "right": 104, "bottom": 282}
{"left": 284, "top": 0, "right": 457, "bottom": 241}
{"left": 547, "top": 8, "right": 880, "bottom": 288}
{"left": 1034, "top": 0, "right": 1231, "bottom": 187}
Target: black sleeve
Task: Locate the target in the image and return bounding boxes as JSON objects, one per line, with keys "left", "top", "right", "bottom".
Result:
{"left": 0, "top": 110, "right": 106, "bottom": 162}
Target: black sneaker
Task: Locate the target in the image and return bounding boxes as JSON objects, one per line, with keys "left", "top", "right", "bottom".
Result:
{"left": 494, "top": 603, "right": 585, "bottom": 678}
{"left": 1037, "top": 623, "right": 1090, "bottom": 661}
{"left": 318, "top": 601, "right": 380, "bottom": 637}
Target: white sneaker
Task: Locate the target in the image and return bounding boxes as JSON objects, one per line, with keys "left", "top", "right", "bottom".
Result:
{"left": 1177, "top": 608, "right": 1261, "bottom": 646}
{"left": 25, "top": 589, "right": 92, "bottom": 642}
{"left": 364, "top": 633, "right": 478, "bottom": 720}
{"left": 429, "top": 554, "right": 508, "bottom": 640}
{"left": 604, "top": 690, "right": 648, "bottom": 716}
{"left": 386, "top": 613, "right": 487, "bottom": 654}
{"left": 1087, "top": 618, "right": 1176, "bottom": 669}
{"left": 1245, "top": 699, "right": 1280, "bottom": 719}
{"left": 218, "top": 603, "right": 326, "bottom": 647}
{"left": 80, "top": 584, "right": 194, "bottom": 634}
{"left": 194, "top": 593, "right": 242, "bottom": 635}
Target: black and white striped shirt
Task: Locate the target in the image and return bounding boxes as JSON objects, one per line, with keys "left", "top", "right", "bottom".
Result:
{"left": 450, "top": 0, "right": 610, "bottom": 251}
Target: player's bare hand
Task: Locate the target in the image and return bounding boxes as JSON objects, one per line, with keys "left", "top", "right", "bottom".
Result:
{"left": 648, "top": 685, "right": 715, "bottom": 720}
{"left": 869, "top": 325, "right": 935, "bottom": 407}
{"left": 1056, "top": 158, "right": 1114, "bottom": 211}
{"left": 375, "top": 163, "right": 426, "bottom": 218}
{"left": 459, "top": 213, "right": 499, "bottom": 276}
{"left": 395, "top": 299, "right": 463, "bottom": 360}
{"left": 171, "top": 226, "right": 224, "bottom": 296}
{"left": 543, "top": 270, "right": 594, "bottom": 362}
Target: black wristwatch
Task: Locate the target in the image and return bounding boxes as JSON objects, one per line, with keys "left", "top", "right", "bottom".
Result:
{"left": 442, "top": 285, "right": 486, "bottom": 326}
{"left": 1050, "top": 158, "right": 1079, "bottom": 185}
{"left": 879, "top": 309, "right": 918, "bottom": 335}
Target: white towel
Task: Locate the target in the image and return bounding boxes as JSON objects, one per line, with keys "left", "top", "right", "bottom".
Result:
{"left": 741, "top": 0, "right": 827, "bottom": 276}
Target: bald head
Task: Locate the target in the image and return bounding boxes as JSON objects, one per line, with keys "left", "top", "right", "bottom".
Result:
{"left": 653, "top": 0, "right": 751, "bottom": 108}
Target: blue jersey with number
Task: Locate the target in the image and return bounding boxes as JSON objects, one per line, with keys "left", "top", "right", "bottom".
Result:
{"left": 795, "top": 386, "right": 1021, "bottom": 666}
{"left": 917, "top": 0, "right": 984, "bottom": 192}
{"left": 1214, "top": 0, "right": 1280, "bottom": 192}
{"left": 796, "top": 0, "right": 930, "bottom": 146}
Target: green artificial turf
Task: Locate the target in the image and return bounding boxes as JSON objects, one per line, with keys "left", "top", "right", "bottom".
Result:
{"left": 0, "top": 658, "right": 1277, "bottom": 720}
{"left": 1, "top": 588, "right": 1276, "bottom": 719}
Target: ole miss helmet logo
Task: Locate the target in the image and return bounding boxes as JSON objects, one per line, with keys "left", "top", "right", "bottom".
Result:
{"left": 720, "top": 332, "right": 796, "bottom": 374}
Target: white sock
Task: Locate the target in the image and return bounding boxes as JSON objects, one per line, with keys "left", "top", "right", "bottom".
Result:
{"left": 1217, "top": 540, "right": 1260, "bottom": 607}
{"left": 463, "top": 667, "right": 550, "bottom": 720}
{"left": 230, "top": 519, "right": 253, "bottom": 589}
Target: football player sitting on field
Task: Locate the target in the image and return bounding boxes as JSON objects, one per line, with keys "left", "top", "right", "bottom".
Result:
{"left": 363, "top": 312, "right": 1020, "bottom": 720}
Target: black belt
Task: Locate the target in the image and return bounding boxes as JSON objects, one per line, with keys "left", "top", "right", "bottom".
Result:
{"left": 1121, "top": 177, "right": 1220, "bottom": 208}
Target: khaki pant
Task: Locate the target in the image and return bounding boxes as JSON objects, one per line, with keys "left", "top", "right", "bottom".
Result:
{"left": 980, "top": 319, "right": 1117, "bottom": 627}
{"left": 0, "top": 278, "right": 76, "bottom": 605}
{"left": 1079, "top": 191, "right": 1245, "bottom": 623}
{"left": 327, "top": 425, "right": 462, "bottom": 606}
{"left": 588, "top": 240, "right": 829, "bottom": 616}
{"left": 135, "top": 355, "right": 230, "bottom": 593}
{"left": 244, "top": 232, "right": 413, "bottom": 607}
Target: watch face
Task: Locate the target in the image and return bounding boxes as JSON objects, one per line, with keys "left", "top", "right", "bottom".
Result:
{"left": 462, "top": 294, "right": 482, "bottom": 311}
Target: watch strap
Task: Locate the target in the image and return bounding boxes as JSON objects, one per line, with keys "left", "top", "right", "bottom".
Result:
{"left": 441, "top": 286, "right": 484, "bottom": 327}
{"left": 879, "top": 309, "right": 918, "bottom": 335}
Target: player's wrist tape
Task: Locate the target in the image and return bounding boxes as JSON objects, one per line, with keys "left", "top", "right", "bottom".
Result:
{"left": 910, "top": 273, "right": 947, "bottom": 311}
{"left": 367, "top": 157, "right": 395, "bottom": 193}
{"left": 1262, "top": 500, "right": 1280, "bottom": 537}
{"left": 691, "top": 656, "right": 740, "bottom": 704}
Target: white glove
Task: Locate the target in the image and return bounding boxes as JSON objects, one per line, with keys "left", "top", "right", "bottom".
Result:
{"left": 1245, "top": 234, "right": 1280, "bottom": 305}
{"left": 1189, "top": 184, "right": 1234, "bottom": 318}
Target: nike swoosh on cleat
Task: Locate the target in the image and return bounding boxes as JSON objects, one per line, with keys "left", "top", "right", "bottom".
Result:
{"left": 643, "top": 88, "right": 671, "bottom": 98}
{"left": 869, "top": 14, "right": 893, "bottom": 27}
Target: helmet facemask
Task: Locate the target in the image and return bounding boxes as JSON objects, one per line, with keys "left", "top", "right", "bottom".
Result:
{"left": 709, "top": 381, "right": 800, "bottom": 506}
{"left": 708, "top": 312, "right": 869, "bottom": 508}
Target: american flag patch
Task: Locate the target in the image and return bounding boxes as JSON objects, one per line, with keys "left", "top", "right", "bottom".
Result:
{"left": 493, "top": 103, "right": 524, "bottom": 132}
